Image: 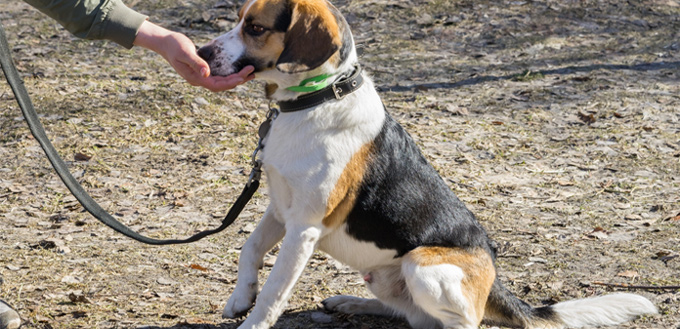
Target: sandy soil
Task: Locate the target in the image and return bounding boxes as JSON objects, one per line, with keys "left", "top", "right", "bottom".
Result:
{"left": 1, "top": 0, "right": 679, "bottom": 328}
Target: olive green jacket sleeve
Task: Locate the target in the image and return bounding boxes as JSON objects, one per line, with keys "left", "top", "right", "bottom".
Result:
{"left": 23, "top": 0, "right": 148, "bottom": 49}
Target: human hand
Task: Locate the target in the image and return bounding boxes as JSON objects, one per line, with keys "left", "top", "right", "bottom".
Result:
{"left": 134, "top": 21, "right": 254, "bottom": 92}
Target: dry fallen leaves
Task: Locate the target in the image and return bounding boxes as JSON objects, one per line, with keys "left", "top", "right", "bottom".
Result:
{"left": 577, "top": 111, "right": 596, "bottom": 124}
{"left": 617, "top": 270, "right": 639, "bottom": 279}
{"left": 73, "top": 152, "right": 92, "bottom": 161}
{"left": 188, "top": 263, "right": 209, "bottom": 272}
{"left": 586, "top": 227, "right": 608, "bottom": 240}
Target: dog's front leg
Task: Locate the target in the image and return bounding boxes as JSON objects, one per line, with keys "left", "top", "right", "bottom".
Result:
{"left": 237, "top": 223, "right": 321, "bottom": 329}
{"left": 224, "top": 207, "right": 285, "bottom": 318}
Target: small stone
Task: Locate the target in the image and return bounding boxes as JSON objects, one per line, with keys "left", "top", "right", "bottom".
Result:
{"left": 240, "top": 223, "right": 257, "bottom": 234}
{"left": 263, "top": 256, "right": 277, "bottom": 267}
{"left": 156, "top": 277, "right": 176, "bottom": 286}
{"left": 624, "top": 214, "right": 643, "bottom": 221}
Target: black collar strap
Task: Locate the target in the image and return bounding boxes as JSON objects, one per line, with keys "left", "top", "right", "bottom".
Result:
{"left": 278, "top": 64, "right": 364, "bottom": 113}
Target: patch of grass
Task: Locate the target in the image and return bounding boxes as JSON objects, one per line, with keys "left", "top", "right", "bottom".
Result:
{"left": 512, "top": 70, "right": 546, "bottom": 82}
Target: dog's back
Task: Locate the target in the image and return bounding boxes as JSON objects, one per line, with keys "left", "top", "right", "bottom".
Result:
{"left": 321, "top": 104, "right": 657, "bottom": 329}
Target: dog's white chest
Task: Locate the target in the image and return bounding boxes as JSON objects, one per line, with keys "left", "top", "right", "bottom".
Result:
{"left": 260, "top": 84, "right": 385, "bottom": 225}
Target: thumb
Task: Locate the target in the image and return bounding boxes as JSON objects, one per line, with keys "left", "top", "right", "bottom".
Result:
{"left": 188, "top": 51, "right": 210, "bottom": 78}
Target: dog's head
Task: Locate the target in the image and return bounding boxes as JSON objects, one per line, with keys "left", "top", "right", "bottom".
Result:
{"left": 198, "top": 0, "right": 356, "bottom": 98}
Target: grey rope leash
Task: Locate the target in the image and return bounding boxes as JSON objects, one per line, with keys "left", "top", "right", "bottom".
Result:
{"left": 0, "top": 22, "right": 269, "bottom": 245}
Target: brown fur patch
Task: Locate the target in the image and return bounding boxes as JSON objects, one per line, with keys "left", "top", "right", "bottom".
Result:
{"left": 408, "top": 246, "right": 496, "bottom": 325}
{"left": 276, "top": 0, "right": 342, "bottom": 72}
{"left": 237, "top": 0, "right": 343, "bottom": 73}
{"left": 265, "top": 83, "right": 279, "bottom": 98}
{"left": 323, "top": 143, "right": 372, "bottom": 228}
{"left": 239, "top": 0, "right": 288, "bottom": 64}
{"left": 289, "top": 0, "right": 341, "bottom": 42}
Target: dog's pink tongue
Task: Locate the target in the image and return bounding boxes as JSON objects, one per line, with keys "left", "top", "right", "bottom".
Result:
{"left": 363, "top": 272, "right": 373, "bottom": 283}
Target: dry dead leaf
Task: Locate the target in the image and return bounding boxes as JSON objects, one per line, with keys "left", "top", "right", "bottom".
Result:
{"left": 587, "top": 227, "right": 608, "bottom": 239}
{"left": 68, "top": 292, "right": 90, "bottom": 304}
{"left": 668, "top": 213, "right": 680, "bottom": 221}
{"left": 616, "top": 270, "right": 639, "bottom": 278}
{"left": 578, "top": 111, "right": 596, "bottom": 124}
{"left": 189, "top": 263, "right": 209, "bottom": 272}
{"left": 74, "top": 152, "right": 92, "bottom": 161}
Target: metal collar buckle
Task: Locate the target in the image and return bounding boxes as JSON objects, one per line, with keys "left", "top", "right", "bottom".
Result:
{"left": 332, "top": 83, "right": 345, "bottom": 100}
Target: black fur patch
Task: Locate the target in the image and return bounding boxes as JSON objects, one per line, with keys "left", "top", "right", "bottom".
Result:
{"left": 345, "top": 111, "right": 494, "bottom": 257}
{"left": 274, "top": 4, "right": 292, "bottom": 32}
{"left": 232, "top": 56, "right": 266, "bottom": 73}
{"left": 484, "top": 278, "right": 560, "bottom": 327}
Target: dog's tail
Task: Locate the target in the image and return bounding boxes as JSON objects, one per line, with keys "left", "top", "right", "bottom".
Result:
{"left": 483, "top": 279, "right": 657, "bottom": 329}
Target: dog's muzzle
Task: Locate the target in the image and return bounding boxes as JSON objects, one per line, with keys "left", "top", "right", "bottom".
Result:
{"left": 197, "top": 44, "right": 225, "bottom": 75}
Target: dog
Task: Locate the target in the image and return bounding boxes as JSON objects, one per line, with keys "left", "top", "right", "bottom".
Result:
{"left": 197, "top": 0, "right": 658, "bottom": 328}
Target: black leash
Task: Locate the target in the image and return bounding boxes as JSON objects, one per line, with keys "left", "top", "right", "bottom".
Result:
{"left": 0, "top": 22, "right": 266, "bottom": 245}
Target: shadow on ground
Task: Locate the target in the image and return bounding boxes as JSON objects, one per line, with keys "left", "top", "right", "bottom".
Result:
{"left": 140, "top": 309, "right": 410, "bottom": 329}
{"left": 379, "top": 60, "right": 680, "bottom": 92}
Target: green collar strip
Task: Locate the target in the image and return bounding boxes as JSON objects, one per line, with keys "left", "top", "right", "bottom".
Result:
{"left": 286, "top": 73, "right": 337, "bottom": 93}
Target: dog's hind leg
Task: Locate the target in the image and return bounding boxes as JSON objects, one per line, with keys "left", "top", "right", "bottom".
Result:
{"left": 223, "top": 207, "right": 285, "bottom": 319}
{"left": 324, "top": 266, "right": 442, "bottom": 329}
{"left": 402, "top": 247, "right": 496, "bottom": 329}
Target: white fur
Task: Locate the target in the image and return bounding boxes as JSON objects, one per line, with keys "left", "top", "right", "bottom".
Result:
{"left": 223, "top": 208, "right": 284, "bottom": 318}
{"left": 403, "top": 262, "right": 477, "bottom": 329}
{"left": 237, "top": 224, "right": 322, "bottom": 329}
{"left": 317, "top": 223, "right": 399, "bottom": 270}
{"left": 205, "top": 26, "right": 246, "bottom": 77}
{"left": 261, "top": 77, "right": 385, "bottom": 228}
{"left": 324, "top": 260, "right": 481, "bottom": 329}
{"left": 550, "top": 293, "right": 658, "bottom": 329}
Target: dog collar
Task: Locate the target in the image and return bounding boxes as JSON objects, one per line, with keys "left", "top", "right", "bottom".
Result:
{"left": 278, "top": 64, "right": 364, "bottom": 113}
{"left": 285, "top": 73, "right": 337, "bottom": 93}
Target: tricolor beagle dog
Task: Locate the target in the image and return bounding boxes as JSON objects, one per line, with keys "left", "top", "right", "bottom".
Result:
{"left": 198, "top": 0, "right": 657, "bottom": 328}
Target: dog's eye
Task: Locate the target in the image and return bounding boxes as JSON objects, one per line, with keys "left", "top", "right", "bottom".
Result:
{"left": 246, "top": 24, "right": 267, "bottom": 36}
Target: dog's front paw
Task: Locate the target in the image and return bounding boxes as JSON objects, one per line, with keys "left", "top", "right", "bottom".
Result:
{"left": 223, "top": 285, "right": 257, "bottom": 318}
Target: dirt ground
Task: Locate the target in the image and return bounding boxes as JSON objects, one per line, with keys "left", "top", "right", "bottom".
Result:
{"left": 1, "top": 0, "right": 679, "bottom": 328}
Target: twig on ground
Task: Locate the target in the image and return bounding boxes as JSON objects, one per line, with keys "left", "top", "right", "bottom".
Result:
{"left": 592, "top": 281, "right": 680, "bottom": 290}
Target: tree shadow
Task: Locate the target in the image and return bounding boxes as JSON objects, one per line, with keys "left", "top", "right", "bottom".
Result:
{"left": 378, "top": 60, "right": 680, "bottom": 92}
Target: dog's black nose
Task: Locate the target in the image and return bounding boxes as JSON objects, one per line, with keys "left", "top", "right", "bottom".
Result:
{"left": 197, "top": 45, "right": 216, "bottom": 62}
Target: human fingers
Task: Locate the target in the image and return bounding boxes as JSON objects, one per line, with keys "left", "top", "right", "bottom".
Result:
{"left": 200, "top": 75, "right": 247, "bottom": 92}
{"left": 235, "top": 65, "right": 256, "bottom": 79}
{"left": 197, "top": 66, "right": 256, "bottom": 92}
{"left": 171, "top": 34, "right": 210, "bottom": 78}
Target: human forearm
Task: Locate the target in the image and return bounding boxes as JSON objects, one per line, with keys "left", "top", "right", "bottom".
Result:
{"left": 23, "top": 0, "right": 146, "bottom": 49}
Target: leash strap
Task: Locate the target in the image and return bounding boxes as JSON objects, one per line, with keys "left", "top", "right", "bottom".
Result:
{"left": 0, "top": 22, "right": 260, "bottom": 245}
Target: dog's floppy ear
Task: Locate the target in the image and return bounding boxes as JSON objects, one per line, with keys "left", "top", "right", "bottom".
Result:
{"left": 276, "top": 0, "right": 341, "bottom": 73}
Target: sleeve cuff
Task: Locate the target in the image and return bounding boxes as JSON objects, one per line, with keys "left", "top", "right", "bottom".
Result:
{"left": 101, "top": 1, "right": 148, "bottom": 49}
